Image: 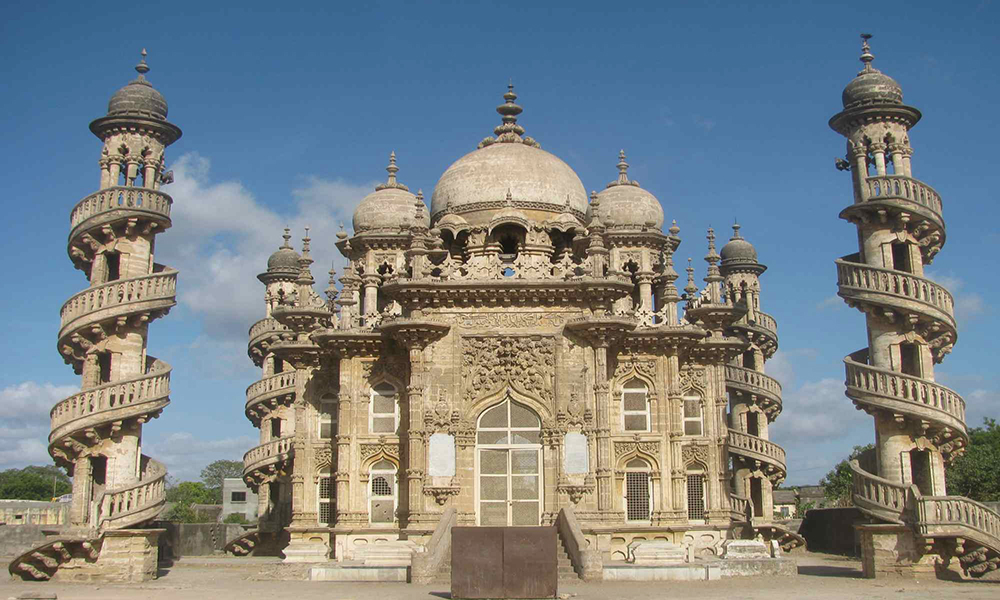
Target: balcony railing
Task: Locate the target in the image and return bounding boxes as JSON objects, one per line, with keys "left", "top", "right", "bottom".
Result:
{"left": 728, "top": 430, "right": 786, "bottom": 467}
{"left": 245, "top": 371, "right": 297, "bottom": 410}
{"left": 849, "top": 460, "right": 913, "bottom": 524}
{"left": 70, "top": 186, "right": 172, "bottom": 233}
{"left": 50, "top": 360, "right": 171, "bottom": 440}
{"left": 836, "top": 260, "right": 955, "bottom": 322}
{"left": 725, "top": 365, "right": 782, "bottom": 404}
{"left": 916, "top": 495, "right": 1000, "bottom": 550}
{"left": 97, "top": 458, "right": 167, "bottom": 531}
{"left": 844, "top": 353, "right": 966, "bottom": 429}
{"left": 59, "top": 270, "right": 177, "bottom": 335}
{"left": 243, "top": 435, "right": 295, "bottom": 475}
{"left": 858, "top": 175, "right": 943, "bottom": 215}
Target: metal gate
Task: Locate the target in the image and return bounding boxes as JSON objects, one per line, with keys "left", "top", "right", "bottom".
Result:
{"left": 451, "top": 526, "right": 557, "bottom": 599}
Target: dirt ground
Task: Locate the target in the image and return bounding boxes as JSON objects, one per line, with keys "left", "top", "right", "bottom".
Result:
{"left": 2, "top": 551, "right": 998, "bottom": 600}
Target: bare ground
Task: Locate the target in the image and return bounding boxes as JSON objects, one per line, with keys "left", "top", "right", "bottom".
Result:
{"left": 2, "top": 551, "right": 998, "bottom": 600}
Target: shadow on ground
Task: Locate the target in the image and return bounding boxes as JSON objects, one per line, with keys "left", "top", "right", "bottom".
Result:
{"left": 797, "top": 564, "right": 862, "bottom": 578}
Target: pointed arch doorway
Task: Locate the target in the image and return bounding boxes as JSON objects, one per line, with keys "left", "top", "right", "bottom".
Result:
{"left": 475, "top": 396, "right": 543, "bottom": 526}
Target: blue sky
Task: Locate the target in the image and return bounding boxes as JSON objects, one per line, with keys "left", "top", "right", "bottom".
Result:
{"left": 1, "top": 1, "right": 997, "bottom": 484}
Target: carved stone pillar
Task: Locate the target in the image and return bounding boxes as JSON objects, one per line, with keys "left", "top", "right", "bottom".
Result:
{"left": 594, "top": 344, "right": 612, "bottom": 512}
{"left": 290, "top": 367, "right": 310, "bottom": 526}
{"left": 70, "top": 456, "right": 91, "bottom": 526}
{"left": 406, "top": 346, "right": 426, "bottom": 526}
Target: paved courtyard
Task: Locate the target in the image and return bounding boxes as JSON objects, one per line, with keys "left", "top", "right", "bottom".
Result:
{"left": 3, "top": 551, "right": 998, "bottom": 600}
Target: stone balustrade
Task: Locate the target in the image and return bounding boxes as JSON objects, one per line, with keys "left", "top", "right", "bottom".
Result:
{"left": 753, "top": 311, "right": 777, "bottom": 336}
{"left": 728, "top": 430, "right": 786, "bottom": 467}
{"left": 844, "top": 354, "right": 966, "bottom": 429}
{"left": 249, "top": 317, "right": 290, "bottom": 345}
{"left": 849, "top": 460, "right": 913, "bottom": 523}
{"left": 59, "top": 270, "right": 178, "bottom": 334}
{"left": 97, "top": 459, "right": 167, "bottom": 531}
{"left": 836, "top": 259, "right": 955, "bottom": 322}
{"left": 725, "top": 365, "right": 782, "bottom": 408}
{"left": 70, "top": 186, "right": 172, "bottom": 233}
{"left": 245, "top": 371, "right": 297, "bottom": 412}
{"left": 243, "top": 435, "right": 295, "bottom": 476}
{"left": 50, "top": 361, "right": 171, "bottom": 440}
{"left": 858, "top": 175, "right": 943, "bottom": 215}
{"left": 729, "top": 493, "right": 750, "bottom": 522}
{"left": 917, "top": 496, "right": 1000, "bottom": 550}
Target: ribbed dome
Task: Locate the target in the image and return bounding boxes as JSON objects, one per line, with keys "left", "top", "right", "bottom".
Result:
{"left": 352, "top": 153, "right": 430, "bottom": 233}
{"left": 430, "top": 85, "right": 588, "bottom": 225}
{"left": 107, "top": 51, "right": 168, "bottom": 120}
{"left": 841, "top": 36, "right": 903, "bottom": 110}
{"left": 590, "top": 151, "right": 664, "bottom": 229}
{"left": 720, "top": 224, "right": 758, "bottom": 266}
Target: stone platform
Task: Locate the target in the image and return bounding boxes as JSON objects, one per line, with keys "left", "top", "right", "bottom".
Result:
{"left": 309, "top": 563, "right": 409, "bottom": 582}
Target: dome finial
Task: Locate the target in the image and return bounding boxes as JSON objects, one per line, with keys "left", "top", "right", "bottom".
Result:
{"left": 375, "top": 151, "right": 409, "bottom": 191}
{"left": 616, "top": 150, "right": 629, "bottom": 184}
{"left": 859, "top": 33, "right": 875, "bottom": 73}
{"left": 302, "top": 227, "right": 312, "bottom": 258}
{"left": 282, "top": 227, "right": 292, "bottom": 249}
{"left": 493, "top": 82, "right": 526, "bottom": 142}
{"left": 731, "top": 221, "right": 742, "bottom": 240}
{"left": 135, "top": 48, "right": 150, "bottom": 77}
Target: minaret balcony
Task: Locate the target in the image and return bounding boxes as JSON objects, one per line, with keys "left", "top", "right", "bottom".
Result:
{"left": 243, "top": 435, "right": 296, "bottom": 490}
{"left": 727, "top": 430, "right": 787, "bottom": 483}
{"left": 245, "top": 371, "right": 297, "bottom": 427}
{"left": 725, "top": 365, "right": 782, "bottom": 419}
{"left": 69, "top": 186, "right": 172, "bottom": 245}
{"left": 835, "top": 259, "right": 956, "bottom": 332}
{"left": 844, "top": 351, "right": 967, "bottom": 439}
{"left": 844, "top": 175, "right": 945, "bottom": 242}
{"left": 248, "top": 317, "right": 291, "bottom": 367}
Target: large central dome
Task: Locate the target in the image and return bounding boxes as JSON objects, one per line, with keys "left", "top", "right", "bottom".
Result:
{"left": 430, "top": 86, "right": 588, "bottom": 226}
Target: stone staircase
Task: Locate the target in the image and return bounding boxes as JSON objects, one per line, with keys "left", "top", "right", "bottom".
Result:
{"left": 557, "top": 533, "right": 581, "bottom": 580}
{"left": 7, "top": 535, "right": 101, "bottom": 581}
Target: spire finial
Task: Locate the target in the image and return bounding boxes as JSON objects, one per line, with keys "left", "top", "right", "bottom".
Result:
{"left": 669, "top": 219, "right": 680, "bottom": 236}
{"left": 731, "top": 222, "right": 743, "bottom": 240}
{"left": 493, "top": 82, "right": 526, "bottom": 142}
{"left": 135, "top": 48, "right": 150, "bottom": 77}
{"left": 685, "top": 258, "right": 698, "bottom": 296}
{"left": 375, "top": 151, "right": 408, "bottom": 191}
{"left": 859, "top": 33, "right": 875, "bottom": 73}
{"left": 281, "top": 227, "right": 292, "bottom": 249}
{"left": 302, "top": 227, "right": 312, "bottom": 258}
{"left": 617, "top": 149, "right": 629, "bottom": 184}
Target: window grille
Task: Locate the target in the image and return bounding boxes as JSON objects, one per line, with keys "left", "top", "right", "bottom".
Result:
{"left": 318, "top": 476, "right": 333, "bottom": 525}
{"left": 622, "top": 379, "right": 650, "bottom": 432}
{"left": 369, "top": 460, "right": 397, "bottom": 524}
{"left": 372, "top": 476, "right": 392, "bottom": 496}
{"left": 683, "top": 397, "right": 703, "bottom": 436}
{"left": 370, "top": 383, "right": 398, "bottom": 434}
{"left": 687, "top": 474, "right": 706, "bottom": 521}
{"left": 626, "top": 471, "right": 651, "bottom": 521}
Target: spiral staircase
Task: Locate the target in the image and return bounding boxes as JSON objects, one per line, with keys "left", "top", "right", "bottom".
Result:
{"left": 9, "top": 54, "right": 181, "bottom": 582}
{"left": 830, "top": 37, "right": 999, "bottom": 578}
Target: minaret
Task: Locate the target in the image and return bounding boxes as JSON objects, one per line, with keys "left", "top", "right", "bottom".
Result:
{"left": 54, "top": 50, "right": 181, "bottom": 534}
{"left": 719, "top": 224, "right": 786, "bottom": 525}
{"left": 831, "top": 35, "right": 964, "bottom": 493}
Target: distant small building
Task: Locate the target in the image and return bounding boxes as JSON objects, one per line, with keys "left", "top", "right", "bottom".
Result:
{"left": 222, "top": 478, "right": 258, "bottom": 522}
{"left": 772, "top": 490, "right": 797, "bottom": 519}
{"left": 771, "top": 485, "right": 830, "bottom": 519}
{"left": 0, "top": 500, "right": 70, "bottom": 525}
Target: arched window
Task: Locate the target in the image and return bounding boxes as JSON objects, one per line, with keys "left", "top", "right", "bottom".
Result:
{"left": 686, "top": 471, "right": 706, "bottom": 522}
{"left": 683, "top": 395, "right": 703, "bottom": 436}
{"left": 369, "top": 459, "right": 397, "bottom": 524}
{"left": 621, "top": 379, "right": 650, "bottom": 432}
{"left": 624, "top": 457, "right": 652, "bottom": 522}
{"left": 370, "top": 382, "right": 398, "bottom": 434}
{"left": 319, "top": 393, "right": 337, "bottom": 439}
{"left": 476, "top": 398, "right": 542, "bottom": 526}
{"left": 318, "top": 468, "right": 333, "bottom": 525}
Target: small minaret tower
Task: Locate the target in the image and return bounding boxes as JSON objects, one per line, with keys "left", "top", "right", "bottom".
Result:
{"left": 830, "top": 36, "right": 999, "bottom": 578}
{"left": 719, "top": 224, "right": 786, "bottom": 527}
{"left": 26, "top": 51, "right": 181, "bottom": 579}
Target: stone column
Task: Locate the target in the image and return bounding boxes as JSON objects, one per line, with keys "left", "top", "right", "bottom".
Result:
{"left": 405, "top": 346, "right": 427, "bottom": 526}
{"left": 871, "top": 142, "right": 887, "bottom": 176}
{"left": 362, "top": 275, "right": 380, "bottom": 319}
{"left": 593, "top": 344, "right": 612, "bottom": 512}
{"left": 71, "top": 456, "right": 92, "bottom": 526}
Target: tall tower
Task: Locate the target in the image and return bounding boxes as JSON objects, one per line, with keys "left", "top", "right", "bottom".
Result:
{"left": 832, "top": 36, "right": 998, "bottom": 578}
{"left": 15, "top": 52, "right": 181, "bottom": 581}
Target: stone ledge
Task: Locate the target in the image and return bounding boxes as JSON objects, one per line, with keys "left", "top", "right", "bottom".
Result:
{"left": 309, "top": 565, "right": 409, "bottom": 582}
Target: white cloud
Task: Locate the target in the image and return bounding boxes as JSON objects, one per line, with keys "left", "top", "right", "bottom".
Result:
{"left": 0, "top": 382, "right": 79, "bottom": 469}
{"left": 770, "top": 377, "right": 868, "bottom": 444}
{"left": 966, "top": 389, "right": 1000, "bottom": 428}
{"left": 816, "top": 295, "right": 843, "bottom": 311}
{"left": 156, "top": 152, "right": 375, "bottom": 341}
{"left": 143, "top": 431, "right": 258, "bottom": 482}
{"left": 924, "top": 271, "right": 985, "bottom": 321}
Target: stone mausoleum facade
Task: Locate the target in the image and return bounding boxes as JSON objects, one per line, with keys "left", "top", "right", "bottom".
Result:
{"left": 238, "top": 83, "right": 796, "bottom": 565}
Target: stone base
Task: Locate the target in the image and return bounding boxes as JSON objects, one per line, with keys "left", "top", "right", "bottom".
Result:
{"left": 603, "top": 562, "right": 721, "bottom": 581}
{"left": 628, "top": 540, "right": 687, "bottom": 565}
{"left": 856, "top": 524, "right": 937, "bottom": 579}
{"left": 718, "top": 558, "right": 797, "bottom": 577}
{"left": 722, "top": 539, "right": 771, "bottom": 559}
{"left": 52, "top": 529, "right": 162, "bottom": 583}
{"left": 310, "top": 564, "right": 409, "bottom": 582}
{"left": 282, "top": 529, "right": 330, "bottom": 563}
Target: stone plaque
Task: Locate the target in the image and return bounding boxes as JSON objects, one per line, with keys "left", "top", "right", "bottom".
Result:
{"left": 428, "top": 433, "right": 456, "bottom": 477}
{"left": 563, "top": 432, "right": 589, "bottom": 474}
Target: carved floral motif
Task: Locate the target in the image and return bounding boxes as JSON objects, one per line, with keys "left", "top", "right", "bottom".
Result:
{"left": 461, "top": 335, "right": 554, "bottom": 404}
{"left": 682, "top": 444, "right": 711, "bottom": 467}
{"left": 614, "top": 440, "right": 660, "bottom": 458}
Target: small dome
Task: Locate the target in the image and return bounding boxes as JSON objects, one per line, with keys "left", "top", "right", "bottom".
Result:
{"left": 719, "top": 224, "right": 758, "bottom": 266}
{"left": 841, "top": 36, "right": 903, "bottom": 109}
{"left": 352, "top": 153, "right": 430, "bottom": 233}
{"left": 430, "top": 85, "right": 588, "bottom": 225}
{"left": 266, "top": 229, "right": 301, "bottom": 274}
{"left": 107, "top": 51, "right": 168, "bottom": 120}
{"left": 590, "top": 151, "right": 664, "bottom": 229}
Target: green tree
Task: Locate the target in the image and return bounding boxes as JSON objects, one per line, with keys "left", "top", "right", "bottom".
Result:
{"left": 0, "top": 465, "right": 72, "bottom": 500}
{"left": 164, "top": 481, "right": 216, "bottom": 522}
{"left": 200, "top": 460, "right": 244, "bottom": 503}
{"left": 223, "top": 512, "right": 249, "bottom": 524}
{"left": 946, "top": 418, "right": 1000, "bottom": 503}
{"left": 820, "top": 444, "right": 874, "bottom": 507}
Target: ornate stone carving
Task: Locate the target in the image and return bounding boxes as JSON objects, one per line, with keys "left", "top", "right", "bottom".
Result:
{"left": 614, "top": 440, "right": 659, "bottom": 458}
{"left": 361, "top": 356, "right": 406, "bottom": 385}
{"left": 461, "top": 335, "right": 554, "bottom": 404}
{"left": 614, "top": 355, "right": 656, "bottom": 383}
{"left": 423, "top": 478, "right": 461, "bottom": 505}
{"left": 314, "top": 447, "right": 333, "bottom": 470}
{"left": 682, "top": 444, "right": 711, "bottom": 467}
{"left": 557, "top": 476, "right": 596, "bottom": 504}
{"left": 679, "top": 365, "right": 708, "bottom": 393}
{"left": 424, "top": 387, "right": 456, "bottom": 431}
{"left": 359, "top": 439, "right": 400, "bottom": 461}
{"left": 454, "top": 312, "right": 569, "bottom": 329}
